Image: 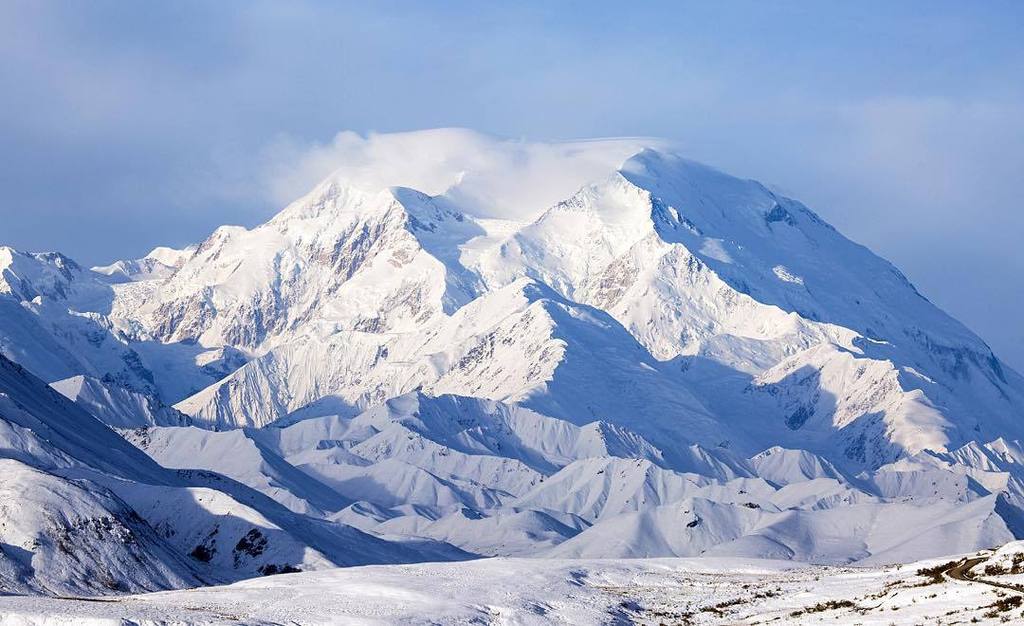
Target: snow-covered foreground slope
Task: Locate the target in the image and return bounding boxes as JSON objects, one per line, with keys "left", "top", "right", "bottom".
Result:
{"left": 4, "top": 548, "right": 1024, "bottom": 625}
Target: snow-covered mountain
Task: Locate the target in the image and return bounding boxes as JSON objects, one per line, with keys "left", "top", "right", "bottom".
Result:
{"left": 0, "top": 246, "right": 246, "bottom": 403}
{"left": 1, "top": 129, "right": 1022, "bottom": 595}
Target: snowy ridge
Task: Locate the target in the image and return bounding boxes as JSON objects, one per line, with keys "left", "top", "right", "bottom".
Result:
{"left": 92, "top": 245, "right": 197, "bottom": 283}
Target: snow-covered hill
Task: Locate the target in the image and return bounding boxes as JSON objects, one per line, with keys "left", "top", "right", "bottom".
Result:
{"left": 1, "top": 129, "right": 1022, "bottom": 596}
{"left": 0, "top": 354, "right": 462, "bottom": 595}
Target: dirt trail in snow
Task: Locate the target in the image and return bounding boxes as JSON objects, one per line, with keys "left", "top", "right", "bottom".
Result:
{"left": 944, "top": 556, "right": 1024, "bottom": 593}
{"left": 49, "top": 596, "right": 121, "bottom": 603}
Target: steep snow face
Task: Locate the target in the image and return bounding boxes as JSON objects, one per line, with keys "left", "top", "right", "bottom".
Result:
{"left": 0, "top": 358, "right": 203, "bottom": 594}
{"left": 172, "top": 278, "right": 726, "bottom": 454}
{"left": 749, "top": 344, "right": 956, "bottom": 467}
{"left": 473, "top": 170, "right": 851, "bottom": 370}
{"left": 0, "top": 248, "right": 106, "bottom": 306}
{"left": 133, "top": 184, "right": 487, "bottom": 352}
{"left": 0, "top": 248, "right": 147, "bottom": 388}
{"left": 0, "top": 355, "right": 171, "bottom": 484}
{"left": 0, "top": 459, "right": 200, "bottom": 596}
{"left": 615, "top": 151, "right": 979, "bottom": 348}
{"left": 52, "top": 375, "right": 193, "bottom": 428}
{"left": 11, "top": 140, "right": 1022, "bottom": 465}
{"left": 74, "top": 140, "right": 1020, "bottom": 468}
{"left": 466, "top": 151, "right": 1024, "bottom": 463}
{"left": 475, "top": 174, "right": 662, "bottom": 297}
{"left": 614, "top": 151, "right": 1023, "bottom": 450}
{"left": 746, "top": 339, "right": 1024, "bottom": 468}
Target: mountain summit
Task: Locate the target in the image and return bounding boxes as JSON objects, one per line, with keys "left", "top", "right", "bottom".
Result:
{"left": 1, "top": 130, "right": 1022, "bottom": 584}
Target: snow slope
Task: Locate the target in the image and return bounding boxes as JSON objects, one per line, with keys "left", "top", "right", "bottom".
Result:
{"left": 3, "top": 551, "right": 1023, "bottom": 625}
{"left": 118, "top": 134, "right": 1022, "bottom": 470}
{"left": 51, "top": 375, "right": 193, "bottom": 428}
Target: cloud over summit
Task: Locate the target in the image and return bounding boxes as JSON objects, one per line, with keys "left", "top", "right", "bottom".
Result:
{"left": 262, "top": 129, "right": 667, "bottom": 222}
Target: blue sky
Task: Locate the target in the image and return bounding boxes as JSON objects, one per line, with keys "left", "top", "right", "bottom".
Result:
{"left": 1, "top": 1, "right": 1022, "bottom": 369}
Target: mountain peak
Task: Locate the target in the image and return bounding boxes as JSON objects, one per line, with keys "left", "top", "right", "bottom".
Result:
{"left": 2, "top": 130, "right": 1024, "bottom": 582}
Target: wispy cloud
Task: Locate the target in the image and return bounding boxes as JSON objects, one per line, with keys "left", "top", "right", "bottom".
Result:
{"left": 259, "top": 129, "right": 668, "bottom": 220}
